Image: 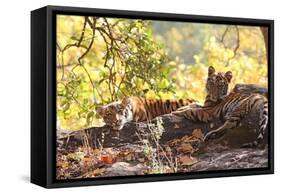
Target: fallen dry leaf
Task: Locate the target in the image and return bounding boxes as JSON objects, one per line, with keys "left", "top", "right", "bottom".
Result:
{"left": 181, "top": 135, "right": 193, "bottom": 143}
{"left": 101, "top": 155, "right": 114, "bottom": 164}
{"left": 178, "top": 155, "right": 198, "bottom": 166}
{"left": 192, "top": 128, "right": 204, "bottom": 140}
{"left": 178, "top": 142, "right": 194, "bottom": 153}
{"left": 92, "top": 168, "right": 106, "bottom": 176}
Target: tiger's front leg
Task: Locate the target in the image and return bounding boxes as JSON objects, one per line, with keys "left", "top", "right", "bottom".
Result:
{"left": 172, "top": 106, "right": 211, "bottom": 123}
{"left": 203, "top": 112, "right": 242, "bottom": 142}
{"left": 203, "top": 120, "right": 238, "bottom": 142}
{"left": 172, "top": 106, "right": 241, "bottom": 142}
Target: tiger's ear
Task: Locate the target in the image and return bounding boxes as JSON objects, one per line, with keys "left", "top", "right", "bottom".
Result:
{"left": 121, "top": 96, "right": 131, "bottom": 106}
{"left": 225, "top": 71, "right": 232, "bottom": 82}
{"left": 208, "top": 66, "right": 216, "bottom": 76}
{"left": 96, "top": 106, "right": 105, "bottom": 116}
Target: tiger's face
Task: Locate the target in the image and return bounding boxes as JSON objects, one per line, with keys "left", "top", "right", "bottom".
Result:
{"left": 206, "top": 66, "right": 232, "bottom": 102}
{"left": 96, "top": 98, "right": 132, "bottom": 130}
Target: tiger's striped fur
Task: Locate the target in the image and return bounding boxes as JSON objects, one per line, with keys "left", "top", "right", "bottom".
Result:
{"left": 203, "top": 65, "right": 232, "bottom": 107}
{"left": 96, "top": 97, "right": 195, "bottom": 130}
{"left": 173, "top": 66, "right": 268, "bottom": 145}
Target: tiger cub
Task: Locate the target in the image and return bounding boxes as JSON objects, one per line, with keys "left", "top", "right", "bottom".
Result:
{"left": 96, "top": 97, "right": 195, "bottom": 130}
{"left": 173, "top": 66, "right": 268, "bottom": 145}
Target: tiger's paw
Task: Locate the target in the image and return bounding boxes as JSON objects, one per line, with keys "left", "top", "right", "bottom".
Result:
{"left": 203, "top": 130, "right": 226, "bottom": 142}
{"left": 241, "top": 141, "right": 258, "bottom": 148}
{"left": 203, "top": 132, "right": 216, "bottom": 142}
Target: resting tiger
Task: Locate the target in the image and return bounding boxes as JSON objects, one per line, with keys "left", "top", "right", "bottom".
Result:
{"left": 173, "top": 66, "right": 268, "bottom": 146}
{"left": 96, "top": 97, "right": 195, "bottom": 130}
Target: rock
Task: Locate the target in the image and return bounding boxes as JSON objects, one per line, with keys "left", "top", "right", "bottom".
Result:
{"left": 105, "top": 162, "right": 148, "bottom": 176}
{"left": 190, "top": 147, "right": 268, "bottom": 171}
{"left": 234, "top": 84, "right": 268, "bottom": 97}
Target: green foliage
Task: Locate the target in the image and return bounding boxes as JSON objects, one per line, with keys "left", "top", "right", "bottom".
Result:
{"left": 57, "top": 16, "right": 174, "bottom": 129}
{"left": 57, "top": 16, "right": 267, "bottom": 130}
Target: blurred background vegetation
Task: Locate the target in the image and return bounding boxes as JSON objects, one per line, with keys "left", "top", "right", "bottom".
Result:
{"left": 56, "top": 15, "right": 267, "bottom": 130}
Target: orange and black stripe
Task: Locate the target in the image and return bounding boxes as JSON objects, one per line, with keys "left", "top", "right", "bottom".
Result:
{"left": 132, "top": 97, "right": 194, "bottom": 122}
{"left": 173, "top": 92, "right": 268, "bottom": 142}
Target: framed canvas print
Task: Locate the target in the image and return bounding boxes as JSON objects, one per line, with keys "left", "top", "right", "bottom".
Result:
{"left": 31, "top": 5, "right": 274, "bottom": 188}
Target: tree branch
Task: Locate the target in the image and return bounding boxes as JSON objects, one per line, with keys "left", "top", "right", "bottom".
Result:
{"left": 78, "top": 17, "right": 97, "bottom": 65}
{"left": 260, "top": 27, "right": 268, "bottom": 58}
{"left": 220, "top": 25, "right": 240, "bottom": 66}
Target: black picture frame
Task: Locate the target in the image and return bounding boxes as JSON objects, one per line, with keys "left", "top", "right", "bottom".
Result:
{"left": 31, "top": 5, "right": 274, "bottom": 188}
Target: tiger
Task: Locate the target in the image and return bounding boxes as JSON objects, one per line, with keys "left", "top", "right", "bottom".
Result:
{"left": 96, "top": 96, "right": 195, "bottom": 130}
{"left": 172, "top": 66, "right": 268, "bottom": 146}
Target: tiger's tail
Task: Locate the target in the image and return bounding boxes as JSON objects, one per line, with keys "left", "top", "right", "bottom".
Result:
{"left": 243, "top": 98, "right": 268, "bottom": 148}
{"left": 257, "top": 100, "right": 268, "bottom": 141}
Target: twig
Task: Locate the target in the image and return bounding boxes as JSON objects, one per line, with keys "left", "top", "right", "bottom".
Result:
{"left": 220, "top": 25, "right": 240, "bottom": 66}
{"left": 77, "top": 17, "right": 87, "bottom": 47}
{"left": 78, "top": 17, "right": 96, "bottom": 65}
{"left": 220, "top": 26, "right": 230, "bottom": 45}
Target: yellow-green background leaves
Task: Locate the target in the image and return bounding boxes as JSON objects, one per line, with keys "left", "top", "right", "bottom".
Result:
{"left": 56, "top": 16, "right": 267, "bottom": 130}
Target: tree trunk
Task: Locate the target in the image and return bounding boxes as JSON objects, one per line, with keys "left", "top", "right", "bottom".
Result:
{"left": 260, "top": 27, "right": 268, "bottom": 58}
{"left": 57, "top": 84, "right": 268, "bottom": 149}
